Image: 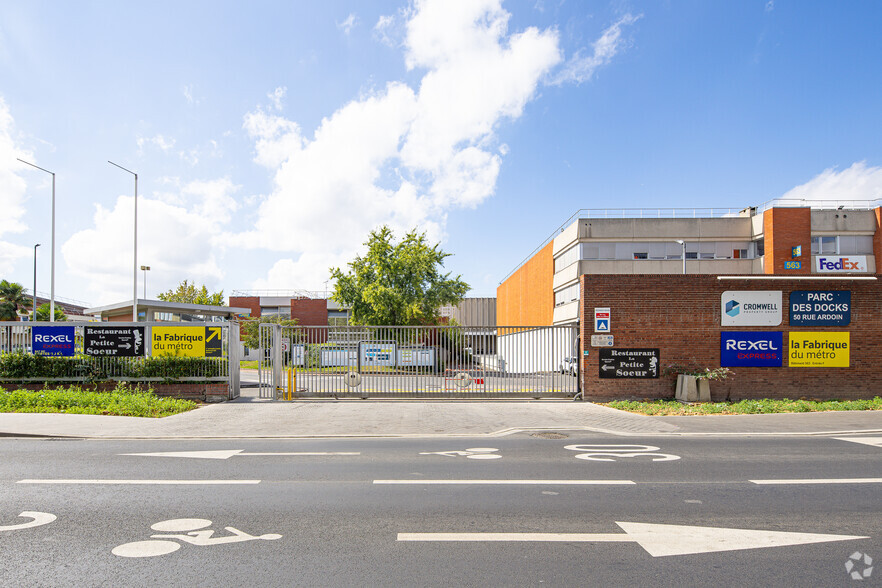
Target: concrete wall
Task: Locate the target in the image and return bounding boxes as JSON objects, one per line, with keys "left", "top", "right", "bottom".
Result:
{"left": 579, "top": 274, "right": 882, "bottom": 401}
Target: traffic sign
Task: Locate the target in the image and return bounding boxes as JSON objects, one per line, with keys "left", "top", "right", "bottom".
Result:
{"left": 84, "top": 326, "right": 145, "bottom": 357}
{"left": 599, "top": 348, "right": 659, "bottom": 379}
{"left": 594, "top": 308, "right": 611, "bottom": 333}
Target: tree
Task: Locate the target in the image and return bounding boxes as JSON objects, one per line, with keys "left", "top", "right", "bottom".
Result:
{"left": 35, "top": 303, "right": 68, "bottom": 322}
{"left": 330, "top": 226, "right": 469, "bottom": 326}
{"left": 241, "top": 315, "right": 299, "bottom": 350}
{"left": 0, "top": 280, "right": 31, "bottom": 321}
{"left": 157, "top": 280, "right": 225, "bottom": 306}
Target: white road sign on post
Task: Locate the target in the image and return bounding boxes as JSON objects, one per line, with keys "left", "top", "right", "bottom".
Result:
{"left": 594, "top": 308, "right": 611, "bottom": 333}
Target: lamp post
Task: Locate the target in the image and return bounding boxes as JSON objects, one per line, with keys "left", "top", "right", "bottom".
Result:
{"left": 676, "top": 240, "right": 686, "bottom": 274}
{"left": 140, "top": 265, "right": 150, "bottom": 298}
{"left": 17, "top": 159, "right": 55, "bottom": 322}
{"left": 33, "top": 244, "right": 40, "bottom": 320}
{"left": 108, "top": 161, "right": 138, "bottom": 322}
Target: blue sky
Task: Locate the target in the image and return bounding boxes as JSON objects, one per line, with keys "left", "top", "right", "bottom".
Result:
{"left": 1, "top": 0, "right": 881, "bottom": 307}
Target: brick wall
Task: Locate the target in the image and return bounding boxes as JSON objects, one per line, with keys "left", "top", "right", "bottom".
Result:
{"left": 290, "top": 298, "right": 328, "bottom": 326}
{"left": 229, "top": 296, "right": 261, "bottom": 318}
{"left": 496, "top": 241, "right": 555, "bottom": 326}
{"left": 874, "top": 207, "right": 882, "bottom": 273}
{"left": 580, "top": 274, "right": 881, "bottom": 401}
{"left": 764, "top": 207, "right": 811, "bottom": 274}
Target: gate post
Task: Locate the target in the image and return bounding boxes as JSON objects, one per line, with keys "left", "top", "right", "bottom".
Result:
{"left": 272, "top": 323, "right": 283, "bottom": 400}
{"left": 228, "top": 322, "right": 240, "bottom": 400}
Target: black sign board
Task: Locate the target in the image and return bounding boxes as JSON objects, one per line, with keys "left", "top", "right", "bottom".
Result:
{"left": 599, "top": 348, "right": 660, "bottom": 379}
{"left": 789, "top": 290, "right": 851, "bottom": 326}
{"left": 83, "top": 326, "right": 145, "bottom": 357}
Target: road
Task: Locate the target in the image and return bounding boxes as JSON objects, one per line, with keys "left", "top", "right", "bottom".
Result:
{"left": 1, "top": 433, "right": 880, "bottom": 586}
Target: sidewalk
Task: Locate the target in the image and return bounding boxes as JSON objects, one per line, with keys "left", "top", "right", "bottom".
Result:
{"left": 1, "top": 386, "right": 880, "bottom": 439}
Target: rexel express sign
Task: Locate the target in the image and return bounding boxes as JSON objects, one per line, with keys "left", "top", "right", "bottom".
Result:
{"left": 788, "top": 332, "right": 850, "bottom": 367}
{"left": 721, "top": 291, "right": 782, "bottom": 327}
{"left": 815, "top": 255, "right": 868, "bottom": 273}
{"left": 721, "top": 331, "right": 783, "bottom": 367}
{"left": 32, "top": 326, "right": 76, "bottom": 357}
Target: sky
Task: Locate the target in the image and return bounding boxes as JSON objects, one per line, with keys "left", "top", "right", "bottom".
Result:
{"left": 1, "top": 0, "right": 881, "bottom": 308}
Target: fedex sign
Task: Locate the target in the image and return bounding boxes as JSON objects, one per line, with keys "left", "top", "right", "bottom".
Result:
{"left": 816, "top": 256, "right": 867, "bottom": 273}
{"left": 721, "top": 331, "right": 783, "bottom": 367}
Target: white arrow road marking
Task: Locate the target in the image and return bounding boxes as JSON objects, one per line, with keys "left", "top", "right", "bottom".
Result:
{"left": 375, "top": 480, "right": 635, "bottom": 485}
{"left": 122, "top": 450, "right": 360, "bottom": 459}
{"left": 398, "top": 522, "right": 869, "bottom": 557}
{"left": 17, "top": 480, "right": 261, "bottom": 485}
{"left": 834, "top": 437, "right": 882, "bottom": 448}
{"left": 750, "top": 478, "right": 882, "bottom": 485}
{"left": 0, "top": 512, "right": 57, "bottom": 532}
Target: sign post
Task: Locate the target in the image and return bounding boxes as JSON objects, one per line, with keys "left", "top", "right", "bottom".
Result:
{"left": 84, "top": 326, "right": 145, "bottom": 357}
{"left": 599, "top": 349, "right": 659, "bottom": 379}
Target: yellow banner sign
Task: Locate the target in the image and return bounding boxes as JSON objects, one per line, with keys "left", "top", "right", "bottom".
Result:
{"left": 151, "top": 326, "right": 215, "bottom": 357}
{"left": 788, "top": 332, "right": 849, "bottom": 367}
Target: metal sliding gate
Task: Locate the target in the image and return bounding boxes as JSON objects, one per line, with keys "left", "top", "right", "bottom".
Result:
{"left": 258, "top": 324, "right": 580, "bottom": 399}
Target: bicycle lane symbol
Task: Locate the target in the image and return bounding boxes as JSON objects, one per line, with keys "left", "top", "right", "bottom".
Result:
{"left": 0, "top": 511, "right": 56, "bottom": 532}
{"left": 564, "top": 444, "right": 681, "bottom": 462}
{"left": 112, "top": 519, "right": 282, "bottom": 558}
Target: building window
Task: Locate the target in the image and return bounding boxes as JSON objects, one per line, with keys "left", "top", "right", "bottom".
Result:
{"left": 811, "top": 236, "right": 837, "bottom": 255}
{"left": 554, "top": 283, "right": 579, "bottom": 307}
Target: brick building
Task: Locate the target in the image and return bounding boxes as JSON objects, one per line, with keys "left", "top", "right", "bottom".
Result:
{"left": 498, "top": 201, "right": 882, "bottom": 400}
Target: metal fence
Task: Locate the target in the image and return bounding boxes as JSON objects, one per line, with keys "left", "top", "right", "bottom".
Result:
{"left": 0, "top": 321, "right": 239, "bottom": 399}
{"left": 258, "top": 324, "right": 580, "bottom": 399}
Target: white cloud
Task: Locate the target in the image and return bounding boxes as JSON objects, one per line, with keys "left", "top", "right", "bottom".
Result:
{"left": 337, "top": 13, "right": 358, "bottom": 35}
{"left": 268, "top": 87, "right": 287, "bottom": 111}
{"left": 137, "top": 133, "right": 176, "bottom": 154}
{"left": 182, "top": 84, "right": 198, "bottom": 105}
{"left": 62, "top": 178, "right": 239, "bottom": 304}
{"left": 373, "top": 14, "right": 400, "bottom": 48}
{"left": 779, "top": 162, "right": 882, "bottom": 205}
{"left": 551, "top": 13, "right": 642, "bottom": 85}
{"left": 0, "top": 96, "right": 33, "bottom": 274}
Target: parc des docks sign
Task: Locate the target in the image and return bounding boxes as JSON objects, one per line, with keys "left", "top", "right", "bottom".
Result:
{"left": 151, "top": 326, "right": 223, "bottom": 358}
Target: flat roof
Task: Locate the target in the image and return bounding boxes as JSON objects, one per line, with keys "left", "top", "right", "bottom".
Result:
{"left": 85, "top": 299, "right": 251, "bottom": 317}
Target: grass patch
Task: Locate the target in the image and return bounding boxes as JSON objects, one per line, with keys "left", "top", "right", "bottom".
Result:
{"left": 604, "top": 397, "right": 882, "bottom": 416}
{"left": 240, "top": 360, "right": 259, "bottom": 369}
{"left": 0, "top": 383, "right": 198, "bottom": 418}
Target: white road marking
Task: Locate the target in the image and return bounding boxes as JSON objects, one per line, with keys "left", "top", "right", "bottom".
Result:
{"left": 0, "top": 512, "right": 57, "bottom": 532}
{"left": 122, "top": 450, "right": 360, "bottom": 460}
{"left": 750, "top": 478, "right": 882, "bottom": 485}
{"left": 374, "top": 479, "right": 635, "bottom": 485}
{"left": 399, "top": 521, "right": 869, "bottom": 557}
{"left": 834, "top": 437, "right": 882, "bottom": 448}
{"left": 17, "top": 479, "right": 261, "bottom": 485}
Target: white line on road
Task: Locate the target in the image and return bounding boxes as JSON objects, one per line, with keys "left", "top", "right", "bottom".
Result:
{"left": 834, "top": 436, "right": 882, "bottom": 448}
{"left": 750, "top": 478, "right": 882, "bottom": 485}
{"left": 374, "top": 480, "right": 635, "bottom": 485}
{"left": 17, "top": 480, "right": 262, "bottom": 485}
{"left": 122, "top": 450, "right": 360, "bottom": 460}
{"left": 398, "top": 522, "right": 869, "bottom": 557}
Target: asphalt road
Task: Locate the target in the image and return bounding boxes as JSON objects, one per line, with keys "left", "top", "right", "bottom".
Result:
{"left": 1, "top": 433, "right": 880, "bottom": 587}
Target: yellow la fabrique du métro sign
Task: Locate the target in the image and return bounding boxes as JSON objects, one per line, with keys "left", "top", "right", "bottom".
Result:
{"left": 788, "top": 332, "right": 849, "bottom": 367}
{"left": 151, "top": 326, "right": 223, "bottom": 358}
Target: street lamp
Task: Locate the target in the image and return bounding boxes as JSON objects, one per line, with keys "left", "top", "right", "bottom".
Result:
{"left": 676, "top": 240, "right": 686, "bottom": 274}
{"left": 17, "top": 159, "right": 56, "bottom": 322}
{"left": 108, "top": 161, "right": 138, "bottom": 322}
{"left": 140, "top": 265, "right": 150, "bottom": 298}
{"left": 33, "top": 244, "right": 40, "bottom": 320}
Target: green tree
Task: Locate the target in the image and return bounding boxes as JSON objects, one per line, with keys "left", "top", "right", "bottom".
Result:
{"left": 157, "top": 279, "right": 225, "bottom": 306}
{"left": 0, "top": 280, "right": 32, "bottom": 321}
{"left": 329, "top": 226, "right": 469, "bottom": 326}
{"left": 34, "top": 303, "right": 68, "bottom": 321}
{"left": 241, "top": 315, "right": 300, "bottom": 350}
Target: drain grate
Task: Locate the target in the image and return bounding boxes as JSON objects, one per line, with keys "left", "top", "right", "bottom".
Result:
{"left": 530, "top": 431, "right": 568, "bottom": 439}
